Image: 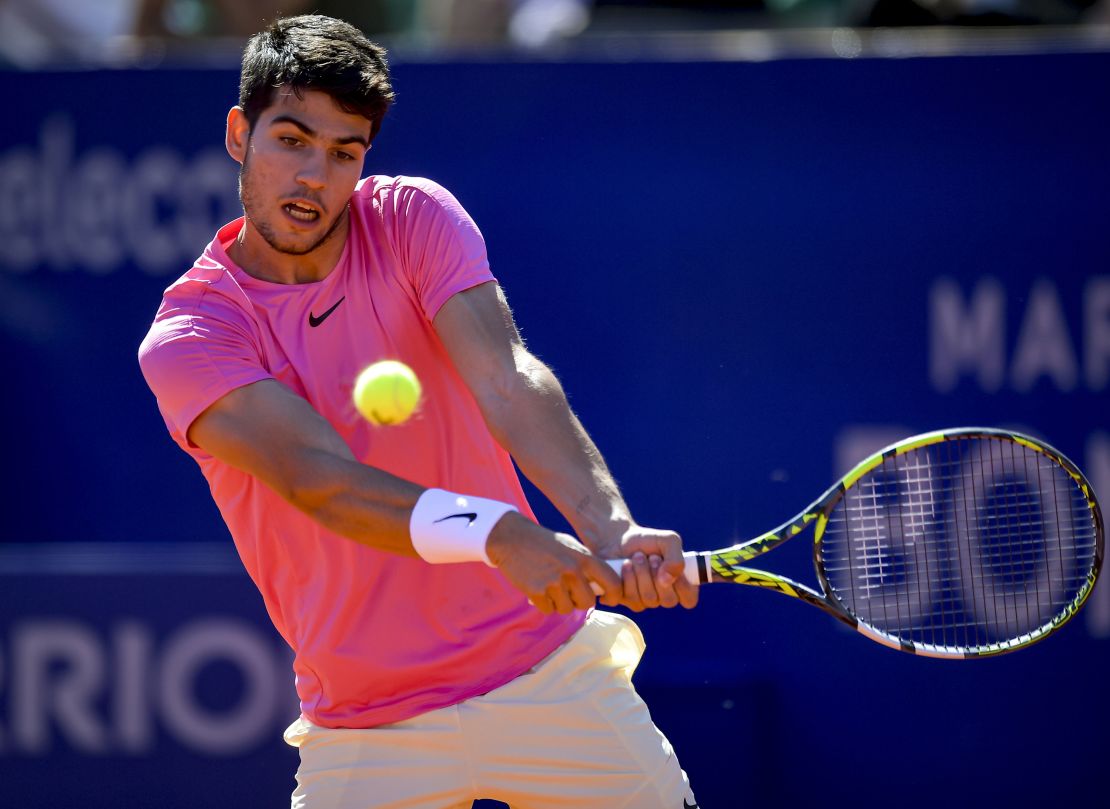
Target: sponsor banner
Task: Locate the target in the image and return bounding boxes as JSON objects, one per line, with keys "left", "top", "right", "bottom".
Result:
{"left": 0, "top": 545, "right": 298, "bottom": 807}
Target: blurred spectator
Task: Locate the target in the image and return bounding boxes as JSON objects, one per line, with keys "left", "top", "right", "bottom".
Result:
{"left": 132, "top": 0, "right": 393, "bottom": 38}
{"left": 510, "top": 0, "right": 592, "bottom": 47}
{"left": 2, "top": 0, "right": 1108, "bottom": 68}
{"left": 417, "top": 0, "right": 512, "bottom": 46}
{"left": 132, "top": 1, "right": 515, "bottom": 48}
{"left": 587, "top": 0, "right": 765, "bottom": 31}
{"left": 0, "top": 0, "right": 138, "bottom": 66}
{"left": 851, "top": 0, "right": 1101, "bottom": 25}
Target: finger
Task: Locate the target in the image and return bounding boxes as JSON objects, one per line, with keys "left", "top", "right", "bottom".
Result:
{"left": 620, "top": 559, "right": 645, "bottom": 612}
{"left": 592, "top": 579, "right": 621, "bottom": 608}
{"left": 675, "top": 576, "right": 699, "bottom": 609}
{"left": 583, "top": 555, "right": 622, "bottom": 603}
{"left": 567, "top": 571, "right": 597, "bottom": 611}
{"left": 547, "top": 581, "right": 577, "bottom": 615}
{"left": 631, "top": 552, "right": 659, "bottom": 609}
{"left": 529, "top": 593, "right": 554, "bottom": 614}
{"left": 651, "top": 554, "right": 679, "bottom": 608}
{"left": 656, "top": 533, "right": 685, "bottom": 589}
{"left": 597, "top": 585, "right": 621, "bottom": 608}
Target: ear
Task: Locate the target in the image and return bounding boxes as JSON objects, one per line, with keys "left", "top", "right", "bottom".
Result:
{"left": 225, "top": 106, "right": 250, "bottom": 164}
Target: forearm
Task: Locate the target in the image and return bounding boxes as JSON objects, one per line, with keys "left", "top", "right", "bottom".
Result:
{"left": 430, "top": 283, "right": 635, "bottom": 555}
{"left": 187, "top": 379, "right": 426, "bottom": 557}
{"left": 284, "top": 448, "right": 425, "bottom": 556}
{"left": 288, "top": 446, "right": 571, "bottom": 576}
{"left": 183, "top": 364, "right": 628, "bottom": 611}
{"left": 429, "top": 283, "right": 696, "bottom": 610}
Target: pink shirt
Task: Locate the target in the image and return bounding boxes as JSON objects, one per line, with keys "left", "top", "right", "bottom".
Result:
{"left": 139, "top": 175, "right": 584, "bottom": 728}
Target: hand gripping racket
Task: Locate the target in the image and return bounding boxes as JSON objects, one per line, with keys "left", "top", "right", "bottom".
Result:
{"left": 606, "top": 428, "right": 1103, "bottom": 658}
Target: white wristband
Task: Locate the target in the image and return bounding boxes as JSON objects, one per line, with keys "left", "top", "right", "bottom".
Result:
{"left": 409, "top": 489, "right": 518, "bottom": 566}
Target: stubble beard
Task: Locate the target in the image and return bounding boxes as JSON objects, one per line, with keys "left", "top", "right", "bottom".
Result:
{"left": 238, "top": 157, "right": 348, "bottom": 257}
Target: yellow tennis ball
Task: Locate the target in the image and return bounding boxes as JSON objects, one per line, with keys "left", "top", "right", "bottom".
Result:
{"left": 353, "top": 360, "right": 422, "bottom": 426}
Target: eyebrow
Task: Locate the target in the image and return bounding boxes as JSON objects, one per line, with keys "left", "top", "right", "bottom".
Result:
{"left": 270, "top": 114, "right": 370, "bottom": 149}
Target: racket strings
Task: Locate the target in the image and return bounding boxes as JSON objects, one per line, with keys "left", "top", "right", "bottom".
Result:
{"left": 819, "top": 435, "right": 1098, "bottom": 652}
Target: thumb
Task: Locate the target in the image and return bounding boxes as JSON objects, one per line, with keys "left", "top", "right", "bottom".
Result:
{"left": 655, "top": 540, "right": 686, "bottom": 588}
{"left": 583, "top": 553, "right": 622, "bottom": 598}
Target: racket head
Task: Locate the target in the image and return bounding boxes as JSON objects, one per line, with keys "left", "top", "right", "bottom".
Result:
{"left": 812, "top": 428, "right": 1103, "bottom": 658}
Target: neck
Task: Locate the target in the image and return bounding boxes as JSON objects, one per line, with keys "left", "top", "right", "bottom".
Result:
{"left": 228, "top": 209, "right": 349, "bottom": 284}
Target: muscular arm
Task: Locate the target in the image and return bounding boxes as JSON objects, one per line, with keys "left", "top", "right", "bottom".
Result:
{"left": 184, "top": 281, "right": 695, "bottom": 613}
{"left": 187, "top": 370, "right": 620, "bottom": 614}
{"left": 434, "top": 281, "right": 698, "bottom": 610}
{"left": 187, "top": 378, "right": 424, "bottom": 556}
{"left": 435, "top": 284, "right": 630, "bottom": 547}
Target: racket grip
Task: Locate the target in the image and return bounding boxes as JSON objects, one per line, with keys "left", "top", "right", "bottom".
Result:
{"left": 589, "top": 552, "right": 702, "bottom": 595}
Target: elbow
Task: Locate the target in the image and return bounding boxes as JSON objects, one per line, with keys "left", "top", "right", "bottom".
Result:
{"left": 478, "top": 352, "right": 562, "bottom": 444}
{"left": 285, "top": 478, "right": 356, "bottom": 534}
{"left": 272, "top": 453, "right": 346, "bottom": 521}
{"left": 285, "top": 480, "right": 329, "bottom": 518}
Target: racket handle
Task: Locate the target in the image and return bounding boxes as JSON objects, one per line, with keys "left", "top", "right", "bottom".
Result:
{"left": 589, "top": 552, "right": 702, "bottom": 595}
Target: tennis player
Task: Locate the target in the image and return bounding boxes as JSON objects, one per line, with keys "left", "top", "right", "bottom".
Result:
{"left": 139, "top": 14, "right": 698, "bottom": 809}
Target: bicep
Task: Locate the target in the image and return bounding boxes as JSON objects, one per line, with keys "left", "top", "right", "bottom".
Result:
{"left": 188, "top": 378, "right": 356, "bottom": 498}
{"left": 432, "top": 281, "right": 531, "bottom": 405}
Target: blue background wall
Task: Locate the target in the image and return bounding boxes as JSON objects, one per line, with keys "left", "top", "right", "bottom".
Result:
{"left": 1, "top": 51, "right": 1108, "bottom": 807}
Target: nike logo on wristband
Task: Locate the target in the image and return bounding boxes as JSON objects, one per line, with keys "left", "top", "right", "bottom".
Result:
{"left": 683, "top": 800, "right": 699, "bottom": 809}
{"left": 308, "top": 296, "right": 345, "bottom": 327}
{"left": 434, "top": 512, "right": 479, "bottom": 526}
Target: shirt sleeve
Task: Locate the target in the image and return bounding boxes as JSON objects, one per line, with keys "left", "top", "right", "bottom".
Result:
{"left": 388, "top": 178, "right": 496, "bottom": 320}
{"left": 138, "top": 284, "right": 272, "bottom": 449}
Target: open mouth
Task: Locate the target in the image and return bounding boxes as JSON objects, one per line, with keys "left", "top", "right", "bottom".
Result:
{"left": 283, "top": 202, "right": 320, "bottom": 222}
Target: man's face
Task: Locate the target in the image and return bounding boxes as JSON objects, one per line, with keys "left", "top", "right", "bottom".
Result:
{"left": 232, "top": 88, "right": 372, "bottom": 257}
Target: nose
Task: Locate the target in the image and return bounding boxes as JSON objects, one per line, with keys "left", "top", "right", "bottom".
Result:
{"left": 295, "top": 148, "right": 327, "bottom": 191}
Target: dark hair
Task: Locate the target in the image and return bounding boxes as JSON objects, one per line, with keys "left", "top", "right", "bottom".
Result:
{"left": 239, "top": 15, "right": 395, "bottom": 141}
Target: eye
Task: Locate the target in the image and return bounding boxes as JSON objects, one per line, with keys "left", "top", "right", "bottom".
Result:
{"left": 333, "top": 150, "right": 355, "bottom": 162}
{"left": 279, "top": 136, "right": 300, "bottom": 147}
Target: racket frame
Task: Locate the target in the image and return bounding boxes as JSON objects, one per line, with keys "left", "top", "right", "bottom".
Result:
{"left": 686, "top": 427, "right": 1104, "bottom": 658}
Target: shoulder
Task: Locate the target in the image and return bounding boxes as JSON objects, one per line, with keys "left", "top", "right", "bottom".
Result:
{"left": 139, "top": 252, "right": 256, "bottom": 366}
{"left": 154, "top": 221, "right": 256, "bottom": 319}
{"left": 159, "top": 258, "right": 254, "bottom": 328}
{"left": 352, "top": 174, "right": 474, "bottom": 224}
{"left": 354, "top": 173, "right": 456, "bottom": 201}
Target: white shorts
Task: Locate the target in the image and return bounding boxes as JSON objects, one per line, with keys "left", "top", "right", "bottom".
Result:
{"left": 284, "top": 610, "right": 697, "bottom": 809}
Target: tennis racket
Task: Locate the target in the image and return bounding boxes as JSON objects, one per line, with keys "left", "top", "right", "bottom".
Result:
{"left": 606, "top": 428, "right": 1103, "bottom": 658}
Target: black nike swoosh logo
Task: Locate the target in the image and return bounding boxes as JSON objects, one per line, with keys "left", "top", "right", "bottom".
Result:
{"left": 434, "top": 513, "right": 478, "bottom": 526}
{"left": 308, "top": 296, "right": 346, "bottom": 327}
{"left": 684, "top": 800, "right": 699, "bottom": 809}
